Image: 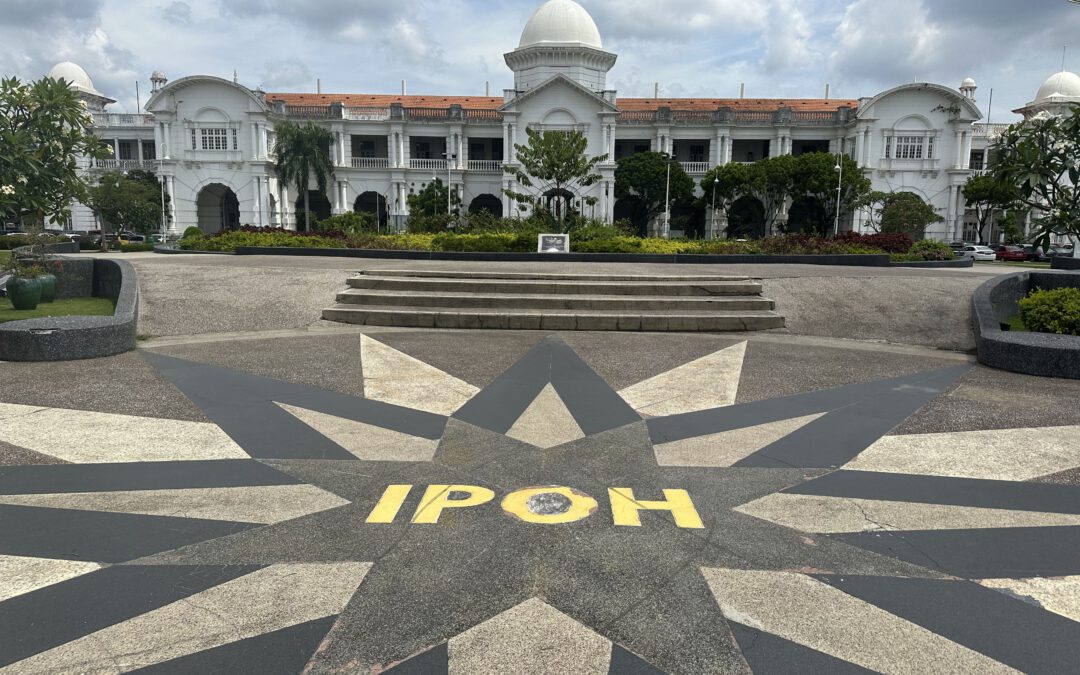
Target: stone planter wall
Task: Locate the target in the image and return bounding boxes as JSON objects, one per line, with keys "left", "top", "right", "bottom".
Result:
{"left": 973, "top": 270, "right": 1080, "bottom": 379}
{"left": 0, "top": 259, "right": 138, "bottom": 362}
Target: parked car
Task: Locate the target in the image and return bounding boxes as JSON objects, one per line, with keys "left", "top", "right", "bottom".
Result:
{"left": 996, "top": 245, "right": 1028, "bottom": 262}
{"left": 959, "top": 245, "right": 996, "bottom": 261}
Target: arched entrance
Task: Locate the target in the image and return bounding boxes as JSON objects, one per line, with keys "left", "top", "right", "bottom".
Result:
{"left": 294, "top": 190, "right": 332, "bottom": 231}
{"left": 672, "top": 201, "right": 706, "bottom": 239}
{"left": 787, "top": 196, "right": 828, "bottom": 235}
{"left": 354, "top": 191, "right": 389, "bottom": 229}
{"left": 727, "top": 196, "right": 766, "bottom": 239}
{"left": 469, "top": 194, "right": 503, "bottom": 218}
{"left": 542, "top": 188, "right": 576, "bottom": 224}
{"left": 196, "top": 183, "right": 240, "bottom": 234}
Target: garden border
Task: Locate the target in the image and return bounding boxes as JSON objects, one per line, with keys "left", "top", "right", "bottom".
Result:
{"left": 1051, "top": 256, "right": 1080, "bottom": 271}
{"left": 0, "top": 259, "right": 138, "bottom": 362}
{"left": 972, "top": 270, "right": 1080, "bottom": 379}
{"left": 890, "top": 259, "right": 973, "bottom": 269}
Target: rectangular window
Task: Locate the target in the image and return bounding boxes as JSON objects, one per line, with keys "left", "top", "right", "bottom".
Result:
{"left": 414, "top": 142, "right": 431, "bottom": 159}
{"left": 200, "top": 128, "right": 230, "bottom": 151}
{"left": 142, "top": 141, "right": 156, "bottom": 160}
{"left": 894, "top": 136, "right": 924, "bottom": 160}
{"left": 970, "top": 151, "right": 985, "bottom": 170}
{"left": 470, "top": 143, "right": 485, "bottom": 160}
{"left": 690, "top": 145, "right": 705, "bottom": 162}
{"left": 926, "top": 136, "right": 935, "bottom": 160}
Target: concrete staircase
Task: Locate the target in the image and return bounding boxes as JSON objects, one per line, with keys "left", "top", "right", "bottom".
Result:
{"left": 322, "top": 270, "right": 785, "bottom": 332}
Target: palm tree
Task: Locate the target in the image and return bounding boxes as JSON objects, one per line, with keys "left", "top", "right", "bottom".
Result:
{"left": 272, "top": 121, "right": 335, "bottom": 232}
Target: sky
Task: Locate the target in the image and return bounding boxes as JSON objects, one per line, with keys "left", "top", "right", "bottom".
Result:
{"left": 2, "top": 0, "right": 1079, "bottom": 122}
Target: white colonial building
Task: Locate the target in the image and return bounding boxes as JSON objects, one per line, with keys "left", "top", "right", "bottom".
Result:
{"left": 50, "top": 0, "right": 1080, "bottom": 243}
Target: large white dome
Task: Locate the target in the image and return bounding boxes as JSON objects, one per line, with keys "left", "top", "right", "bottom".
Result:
{"left": 47, "top": 62, "right": 102, "bottom": 96}
{"left": 1035, "top": 71, "right": 1080, "bottom": 101}
{"left": 519, "top": 0, "right": 603, "bottom": 49}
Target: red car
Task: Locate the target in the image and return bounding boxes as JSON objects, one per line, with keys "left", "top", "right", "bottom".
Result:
{"left": 996, "top": 245, "right": 1028, "bottom": 262}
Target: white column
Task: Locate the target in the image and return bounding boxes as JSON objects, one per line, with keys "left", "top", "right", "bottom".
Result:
{"left": 401, "top": 133, "right": 409, "bottom": 168}
{"left": 961, "top": 131, "right": 972, "bottom": 170}
{"left": 945, "top": 185, "right": 956, "bottom": 238}
{"left": 954, "top": 131, "right": 964, "bottom": 169}
{"left": 338, "top": 132, "right": 346, "bottom": 168}
{"left": 250, "top": 124, "right": 258, "bottom": 161}
{"left": 112, "top": 138, "right": 119, "bottom": 162}
{"left": 166, "top": 176, "right": 177, "bottom": 229}
{"left": 164, "top": 123, "right": 172, "bottom": 159}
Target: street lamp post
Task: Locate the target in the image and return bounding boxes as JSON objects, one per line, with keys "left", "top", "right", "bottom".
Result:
{"left": 159, "top": 160, "right": 167, "bottom": 244}
{"left": 663, "top": 158, "right": 671, "bottom": 238}
{"left": 710, "top": 177, "right": 718, "bottom": 240}
{"left": 833, "top": 154, "right": 843, "bottom": 236}
{"left": 442, "top": 152, "right": 457, "bottom": 216}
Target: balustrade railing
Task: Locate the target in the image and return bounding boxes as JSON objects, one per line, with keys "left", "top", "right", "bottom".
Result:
{"left": 351, "top": 157, "right": 390, "bottom": 169}
{"left": 410, "top": 158, "right": 448, "bottom": 171}
{"left": 464, "top": 109, "right": 502, "bottom": 124}
{"left": 91, "top": 113, "right": 154, "bottom": 127}
{"left": 467, "top": 160, "right": 503, "bottom": 172}
{"left": 680, "top": 162, "right": 710, "bottom": 174}
{"left": 93, "top": 159, "right": 159, "bottom": 170}
{"left": 345, "top": 107, "right": 391, "bottom": 121}
{"left": 617, "top": 108, "right": 845, "bottom": 126}
{"left": 283, "top": 105, "right": 335, "bottom": 119}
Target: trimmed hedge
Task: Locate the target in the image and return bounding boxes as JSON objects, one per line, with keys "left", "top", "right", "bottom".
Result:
{"left": 891, "top": 239, "right": 955, "bottom": 262}
{"left": 1019, "top": 287, "right": 1080, "bottom": 336}
{"left": 120, "top": 243, "right": 156, "bottom": 252}
{"left": 178, "top": 226, "right": 895, "bottom": 256}
{"left": 0, "top": 235, "right": 69, "bottom": 250}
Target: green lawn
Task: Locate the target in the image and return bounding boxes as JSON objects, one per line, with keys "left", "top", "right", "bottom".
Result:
{"left": 1002, "top": 314, "right": 1029, "bottom": 332}
{"left": 0, "top": 296, "right": 115, "bottom": 323}
{"left": 0, "top": 251, "right": 10, "bottom": 268}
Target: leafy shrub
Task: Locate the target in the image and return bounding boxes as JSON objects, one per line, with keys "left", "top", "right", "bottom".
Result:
{"left": 179, "top": 228, "right": 347, "bottom": 252}
{"left": 407, "top": 213, "right": 456, "bottom": 234}
{"left": 833, "top": 232, "right": 913, "bottom": 254}
{"left": 0, "top": 235, "right": 69, "bottom": 250}
{"left": 761, "top": 235, "right": 885, "bottom": 255}
{"left": 182, "top": 226, "right": 203, "bottom": 239}
{"left": 120, "top": 243, "right": 155, "bottom": 252}
{"left": 316, "top": 212, "right": 377, "bottom": 235}
{"left": 1019, "top": 287, "right": 1080, "bottom": 336}
{"left": 431, "top": 233, "right": 536, "bottom": 252}
{"left": 892, "top": 239, "right": 955, "bottom": 262}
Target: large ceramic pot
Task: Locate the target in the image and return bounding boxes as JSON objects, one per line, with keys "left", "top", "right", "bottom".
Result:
{"left": 6, "top": 277, "right": 42, "bottom": 311}
{"left": 36, "top": 273, "right": 57, "bottom": 303}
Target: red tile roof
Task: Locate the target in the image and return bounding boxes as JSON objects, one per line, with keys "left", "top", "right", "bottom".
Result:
{"left": 616, "top": 98, "right": 858, "bottom": 112}
{"left": 266, "top": 93, "right": 859, "bottom": 113}
{"left": 265, "top": 93, "right": 504, "bottom": 109}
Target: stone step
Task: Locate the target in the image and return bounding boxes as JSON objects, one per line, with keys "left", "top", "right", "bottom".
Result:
{"left": 336, "top": 289, "right": 776, "bottom": 311}
{"left": 361, "top": 270, "right": 751, "bottom": 282}
{"left": 322, "top": 304, "right": 786, "bottom": 332}
{"left": 347, "top": 276, "right": 763, "bottom": 297}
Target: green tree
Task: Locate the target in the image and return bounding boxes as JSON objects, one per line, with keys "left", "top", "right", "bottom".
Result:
{"left": 615, "top": 152, "right": 694, "bottom": 235}
{"left": 879, "top": 192, "right": 944, "bottom": 237}
{"left": 992, "top": 107, "right": 1080, "bottom": 250}
{"left": 963, "top": 173, "right": 1020, "bottom": 244}
{"left": 407, "top": 178, "right": 461, "bottom": 217}
{"left": 791, "top": 153, "right": 870, "bottom": 235}
{"left": 504, "top": 128, "right": 606, "bottom": 232}
{"left": 857, "top": 190, "right": 892, "bottom": 233}
{"left": 0, "top": 76, "right": 109, "bottom": 228}
{"left": 1000, "top": 212, "right": 1025, "bottom": 245}
{"left": 87, "top": 170, "right": 169, "bottom": 237}
{"left": 272, "top": 121, "right": 334, "bottom": 232}
{"left": 700, "top": 162, "right": 752, "bottom": 236}
{"left": 744, "top": 154, "right": 799, "bottom": 236}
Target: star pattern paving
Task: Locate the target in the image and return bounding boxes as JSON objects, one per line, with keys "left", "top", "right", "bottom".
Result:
{"left": 2, "top": 335, "right": 1080, "bottom": 673}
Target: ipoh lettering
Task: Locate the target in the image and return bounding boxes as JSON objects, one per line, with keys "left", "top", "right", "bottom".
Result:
{"left": 365, "top": 484, "right": 705, "bottom": 529}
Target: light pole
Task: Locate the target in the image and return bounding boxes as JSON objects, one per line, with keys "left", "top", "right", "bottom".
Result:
{"left": 833, "top": 154, "right": 843, "bottom": 236}
{"left": 663, "top": 157, "right": 671, "bottom": 238}
{"left": 442, "top": 152, "right": 457, "bottom": 216}
{"left": 159, "top": 160, "right": 167, "bottom": 243}
{"left": 709, "top": 176, "right": 718, "bottom": 239}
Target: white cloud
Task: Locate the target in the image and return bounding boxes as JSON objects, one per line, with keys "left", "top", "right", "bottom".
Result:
{"left": 828, "top": 0, "right": 943, "bottom": 83}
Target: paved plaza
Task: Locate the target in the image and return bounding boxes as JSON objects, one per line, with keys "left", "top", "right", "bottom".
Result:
{"left": 2, "top": 258, "right": 1080, "bottom": 673}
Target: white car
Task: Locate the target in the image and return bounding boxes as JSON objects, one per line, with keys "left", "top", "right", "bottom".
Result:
{"left": 960, "top": 245, "right": 996, "bottom": 261}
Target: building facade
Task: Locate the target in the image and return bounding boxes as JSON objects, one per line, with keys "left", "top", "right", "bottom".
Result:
{"left": 50, "top": 0, "right": 1080, "bottom": 243}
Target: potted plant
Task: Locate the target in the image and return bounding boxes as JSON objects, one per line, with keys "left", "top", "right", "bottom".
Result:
{"left": 5, "top": 260, "right": 44, "bottom": 311}
{"left": 35, "top": 258, "right": 62, "bottom": 303}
